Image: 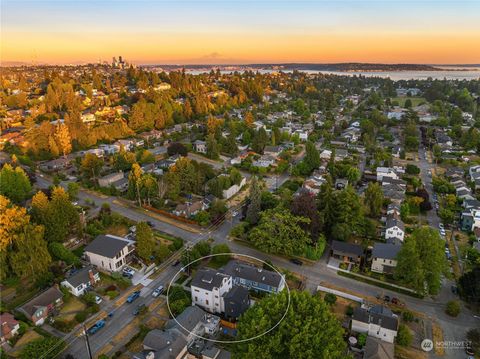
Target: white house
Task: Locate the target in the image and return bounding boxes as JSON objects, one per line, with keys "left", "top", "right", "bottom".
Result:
{"left": 385, "top": 215, "right": 405, "bottom": 242}
{"left": 253, "top": 155, "right": 275, "bottom": 168}
{"left": 351, "top": 306, "right": 398, "bottom": 344}
{"left": 376, "top": 167, "right": 398, "bottom": 182}
{"left": 84, "top": 235, "right": 135, "bottom": 272}
{"left": 371, "top": 243, "right": 402, "bottom": 274}
{"left": 222, "top": 177, "right": 246, "bottom": 199}
{"left": 61, "top": 267, "right": 100, "bottom": 296}
{"left": 193, "top": 140, "right": 207, "bottom": 154}
{"left": 191, "top": 268, "right": 232, "bottom": 314}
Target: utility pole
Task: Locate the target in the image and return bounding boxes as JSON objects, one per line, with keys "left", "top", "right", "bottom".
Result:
{"left": 82, "top": 324, "right": 93, "bottom": 359}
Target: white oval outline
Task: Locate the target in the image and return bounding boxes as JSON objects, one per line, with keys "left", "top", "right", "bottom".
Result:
{"left": 166, "top": 252, "right": 291, "bottom": 344}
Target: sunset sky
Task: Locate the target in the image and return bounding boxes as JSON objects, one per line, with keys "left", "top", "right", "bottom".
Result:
{"left": 1, "top": 0, "right": 479, "bottom": 65}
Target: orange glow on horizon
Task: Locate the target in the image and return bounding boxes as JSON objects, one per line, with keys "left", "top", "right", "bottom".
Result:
{"left": 2, "top": 30, "right": 479, "bottom": 65}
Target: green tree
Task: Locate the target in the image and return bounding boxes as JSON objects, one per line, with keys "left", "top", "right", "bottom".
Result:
{"left": 459, "top": 266, "right": 480, "bottom": 304}
{"left": 396, "top": 324, "right": 413, "bottom": 346}
{"left": 445, "top": 300, "right": 461, "bottom": 317}
{"left": 81, "top": 153, "right": 103, "bottom": 182}
{"left": 245, "top": 176, "right": 262, "bottom": 225}
{"left": 248, "top": 207, "right": 311, "bottom": 255}
{"left": 395, "top": 227, "right": 447, "bottom": 294}
{"left": 304, "top": 141, "right": 320, "bottom": 172}
{"left": 136, "top": 222, "right": 155, "bottom": 262}
{"left": 211, "top": 244, "right": 231, "bottom": 266}
{"left": 0, "top": 164, "right": 32, "bottom": 203}
{"left": 234, "top": 291, "right": 347, "bottom": 359}
{"left": 206, "top": 134, "right": 220, "bottom": 159}
{"left": 20, "top": 337, "right": 65, "bottom": 359}
{"left": 67, "top": 182, "right": 80, "bottom": 200}
{"left": 364, "top": 182, "right": 384, "bottom": 217}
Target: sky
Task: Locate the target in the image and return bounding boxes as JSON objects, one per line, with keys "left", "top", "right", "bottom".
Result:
{"left": 1, "top": 0, "right": 479, "bottom": 65}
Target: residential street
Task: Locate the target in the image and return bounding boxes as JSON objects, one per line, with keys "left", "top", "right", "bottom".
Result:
{"left": 36, "top": 163, "right": 476, "bottom": 359}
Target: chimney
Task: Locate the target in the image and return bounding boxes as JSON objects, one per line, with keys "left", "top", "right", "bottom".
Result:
{"left": 88, "top": 269, "right": 96, "bottom": 286}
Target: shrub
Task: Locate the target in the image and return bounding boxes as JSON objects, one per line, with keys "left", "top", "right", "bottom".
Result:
{"left": 358, "top": 333, "right": 367, "bottom": 348}
{"left": 74, "top": 311, "right": 87, "bottom": 323}
{"left": 445, "top": 300, "right": 461, "bottom": 317}
{"left": 211, "top": 244, "right": 232, "bottom": 266}
{"left": 396, "top": 324, "right": 413, "bottom": 346}
{"left": 324, "top": 293, "right": 337, "bottom": 305}
{"left": 106, "top": 290, "right": 119, "bottom": 299}
{"left": 402, "top": 310, "right": 415, "bottom": 322}
{"left": 345, "top": 305, "right": 354, "bottom": 316}
{"left": 82, "top": 293, "right": 96, "bottom": 306}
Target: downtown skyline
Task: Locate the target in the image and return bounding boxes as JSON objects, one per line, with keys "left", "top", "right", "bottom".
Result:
{"left": 1, "top": 0, "right": 480, "bottom": 65}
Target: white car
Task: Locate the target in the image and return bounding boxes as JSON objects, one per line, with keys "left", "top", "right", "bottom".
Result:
{"left": 439, "top": 223, "right": 444, "bottom": 230}
{"left": 152, "top": 286, "right": 164, "bottom": 298}
{"left": 122, "top": 267, "right": 135, "bottom": 277}
{"left": 440, "top": 229, "right": 446, "bottom": 237}
{"left": 95, "top": 295, "right": 103, "bottom": 304}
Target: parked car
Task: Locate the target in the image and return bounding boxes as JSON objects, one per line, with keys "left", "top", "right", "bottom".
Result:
{"left": 95, "top": 295, "right": 103, "bottom": 304}
{"left": 133, "top": 304, "right": 146, "bottom": 316}
{"left": 152, "top": 286, "right": 164, "bottom": 298}
{"left": 383, "top": 295, "right": 391, "bottom": 302}
{"left": 439, "top": 223, "right": 444, "bottom": 230}
{"left": 290, "top": 258, "right": 303, "bottom": 266}
{"left": 122, "top": 267, "right": 135, "bottom": 278}
{"left": 172, "top": 260, "right": 181, "bottom": 267}
{"left": 146, "top": 221, "right": 154, "bottom": 227}
{"left": 391, "top": 297, "right": 399, "bottom": 305}
{"left": 87, "top": 320, "right": 105, "bottom": 335}
{"left": 451, "top": 285, "right": 458, "bottom": 294}
{"left": 126, "top": 290, "right": 141, "bottom": 303}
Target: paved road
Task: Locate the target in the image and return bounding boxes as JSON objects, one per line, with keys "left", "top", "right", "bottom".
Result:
{"left": 36, "top": 153, "right": 476, "bottom": 359}
{"left": 417, "top": 146, "right": 473, "bottom": 359}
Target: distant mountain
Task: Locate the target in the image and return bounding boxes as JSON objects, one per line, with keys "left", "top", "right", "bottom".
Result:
{"left": 146, "top": 62, "right": 452, "bottom": 72}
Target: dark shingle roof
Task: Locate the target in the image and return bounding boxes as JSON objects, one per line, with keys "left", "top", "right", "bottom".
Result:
{"left": 331, "top": 240, "right": 364, "bottom": 256}
{"left": 352, "top": 306, "right": 398, "bottom": 331}
{"left": 19, "top": 287, "right": 63, "bottom": 317}
{"left": 165, "top": 306, "right": 206, "bottom": 333}
{"left": 85, "top": 235, "right": 130, "bottom": 258}
{"left": 221, "top": 260, "right": 284, "bottom": 288}
{"left": 386, "top": 215, "right": 404, "bottom": 231}
{"left": 191, "top": 268, "right": 229, "bottom": 291}
{"left": 64, "top": 267, "right": 98, "bottom": 288}
{"left": 372, "top": 243, "right": 401, "bottom": 260}
{"left": 364, "top": 336, "right": 395, "bottom": 359}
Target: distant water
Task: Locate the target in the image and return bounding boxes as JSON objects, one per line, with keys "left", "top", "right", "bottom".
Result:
{"left": 185, "top": 67, "right": 480, "bottom": 81}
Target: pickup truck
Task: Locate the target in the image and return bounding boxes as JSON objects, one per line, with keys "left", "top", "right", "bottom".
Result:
{"left": 126, "top": 290, "right": 141, "bottom": 303}
{"left": 87, "top": 319, "right": 105, "bottom": 335}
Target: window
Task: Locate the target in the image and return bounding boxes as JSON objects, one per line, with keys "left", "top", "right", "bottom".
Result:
{"left": 215, "top": 295, "right": 218, "bottom": 298}
{"left": 206, "top": 300, "right": 209, "bottom": 305}
{"left": 194, "top": 289, "right": 199, "bottom": 292}
{"left": 194, "top": 296, "right": 198, "bottom": 301}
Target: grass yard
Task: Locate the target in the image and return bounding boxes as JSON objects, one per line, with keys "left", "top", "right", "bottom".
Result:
{"left": 57, "top": 296, "right": 87, "bottom": 321}
{"left": 104, "top": 223, "right": 129, "bottom": 237}
{"left": 12, "top": 329, "right": 42, "bottom": 350}
{"left": 432, "top": 321, "right": 445, "bottom": 356}
{"left": 391, "top": 97, "right": 427, "bottom": 107}
{"left": 144, "top": 316, "right": 166, "bottom": 329}
{"left": 395, "top": 345, "right": 427, "bottom": 359}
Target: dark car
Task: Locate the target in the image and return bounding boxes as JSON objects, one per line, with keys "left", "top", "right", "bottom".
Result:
{"left": 290, "top": 258, "right": 303, "bottom": 266}
{"left": 391, "top": 297, "right": 399, "bottom": 304}
{"left": 172, "top": 259, "right": 181, "bottom": 267}
{"left": 146, "top": 221, "right": 154, "bottom": 227}
{"left": 383, "top": 295, "right": 391, "bottom": 302}
{"left": 133, "top": 304, "right": 146, "bottom": 316}
{"left": 126, "top": 290, "right": 141, "bottom": 303}
{"left": 451, "top": 285, "right": 458, "bottom": 294}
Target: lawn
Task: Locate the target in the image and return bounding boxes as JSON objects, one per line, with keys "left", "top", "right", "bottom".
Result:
{"left": 391, "top": 97, "right": 427, "bottom": 107}
{"left": 105, "top": 223, "right": 130, "bottom": 237}
{"left": 12, "top": 329, "right": 42, "bottom": 352}
{"left": 57, "top": 296, "right": 86, "bottom": 321}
